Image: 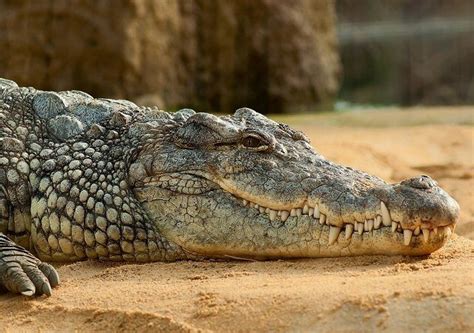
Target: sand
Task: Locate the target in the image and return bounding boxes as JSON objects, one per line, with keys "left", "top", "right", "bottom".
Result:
{"left": 1, "top": 107, "right": 473, "bottom": 332}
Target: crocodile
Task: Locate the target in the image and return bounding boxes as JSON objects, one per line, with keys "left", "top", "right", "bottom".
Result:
{"left": 0, "top": 78, "right": 459, "bottom": 297}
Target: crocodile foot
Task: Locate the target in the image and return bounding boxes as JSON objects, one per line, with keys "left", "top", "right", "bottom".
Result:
{"left": 0, "top": 234, "right": 59, "bottom": 296}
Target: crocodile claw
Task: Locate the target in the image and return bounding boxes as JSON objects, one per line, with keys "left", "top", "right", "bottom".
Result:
{"left": 0, "top": 234, "right": 59, "bottom": 297}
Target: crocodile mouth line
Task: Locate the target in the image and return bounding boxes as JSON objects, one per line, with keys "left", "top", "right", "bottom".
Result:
{"left": 234, "top": 195, "right": 454, "bottom": 246}
{"left": 139, "top": 173, "right": 455, "bottom": 247}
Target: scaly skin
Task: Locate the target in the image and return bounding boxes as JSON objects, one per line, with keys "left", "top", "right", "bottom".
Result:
{"left": 0, "top": 79, "right": 460, "bottom": 296}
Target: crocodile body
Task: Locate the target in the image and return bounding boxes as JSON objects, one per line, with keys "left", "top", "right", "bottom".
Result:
{"left": 0, "top": 78, "right": 459, "bottom": 296}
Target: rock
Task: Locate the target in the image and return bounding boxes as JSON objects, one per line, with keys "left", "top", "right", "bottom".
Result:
{"left": 187, "top": 0, "right": 340, "bottom": 113}
{"left": 0, "top": 0, "right": 340, "bottom": 114}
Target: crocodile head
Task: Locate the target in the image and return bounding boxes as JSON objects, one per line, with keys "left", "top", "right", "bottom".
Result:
{"left": 131, "top": 108, "right": 460, "bottom": 258}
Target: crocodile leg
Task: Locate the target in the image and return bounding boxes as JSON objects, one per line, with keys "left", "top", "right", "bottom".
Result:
{"left": 0, "top": 233, "right": 59, "bottom": 296}
{"left": 0, "top": 124, "right": 56, "bottom": 295}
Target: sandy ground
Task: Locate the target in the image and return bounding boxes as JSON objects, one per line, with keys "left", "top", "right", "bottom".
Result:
{"left": 1, "top": 107, "right": 473, "bottom": 332}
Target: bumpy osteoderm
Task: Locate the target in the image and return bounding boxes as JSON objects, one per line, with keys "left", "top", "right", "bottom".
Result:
{"left": 0, "top": 78, "right": 460, "bottom": 295}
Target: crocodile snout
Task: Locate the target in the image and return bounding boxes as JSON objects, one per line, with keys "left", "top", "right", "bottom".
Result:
{"left": 388, "top": 174, "right": 460, "bottom": 231}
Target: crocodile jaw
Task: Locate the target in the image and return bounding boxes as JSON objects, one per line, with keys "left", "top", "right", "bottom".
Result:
{"left": 135, "top": 175, "right": 457, "bottom": 258}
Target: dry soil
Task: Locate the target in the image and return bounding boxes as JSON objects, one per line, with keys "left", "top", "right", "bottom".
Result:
{"left": 1, "top": 107, "right": 473, "bottom": 332}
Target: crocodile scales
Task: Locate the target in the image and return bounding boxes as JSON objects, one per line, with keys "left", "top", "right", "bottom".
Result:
{"left": 0, "top": 78, "right": 460, "bottom": 296}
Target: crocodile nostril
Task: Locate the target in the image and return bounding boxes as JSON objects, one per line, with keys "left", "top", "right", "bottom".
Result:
{"left": 401, "top": 175, "right": 437, "bottom": 190}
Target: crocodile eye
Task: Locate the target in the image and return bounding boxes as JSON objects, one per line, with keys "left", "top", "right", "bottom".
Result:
{"left": 241, "top": 133, "right": 271, "bottom": 151}
{"left": 240, "top": 130, "right": 275, "bottom": 152}
{"left": 242, "top": 136, "right": 263, "bottom": 148}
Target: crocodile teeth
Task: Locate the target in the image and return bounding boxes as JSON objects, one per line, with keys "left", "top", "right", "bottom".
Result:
{"left": 414, "top": 226, "right": 420, "bottom": 236}
{"left": 303, "top": 204, "right": 309, "bottom": 214}
{"left": 269, "top": 210, "right": 277, "bottom": 221}
{"left": 446, "top": 226, "right": 452, "bottom": 238}
{"left": 422, "top": 228, "right": 430, "bottom": 243}
{"left": 239, "top": 197, "right": 448, "bottom": 247}
{"left": 296, "top": 208, "right": 302, "bottom": 217}
{"left": 391, "top": 222, "right": 398, "bottom": 233}
{"left": 374, "top": 216, "right": 382, "bottom": 229}
{"left": 440, "top": 226, "right": 452, "bottom": 238}
{"left": 320, "top": 214, "right": 326, "bottom": 225}
{"left": 328, "top": 226, "right": 341, "bottom": 245}
{"left": 404, "top": 229, "right": 413, "bottom": 246}
{"left": 381, "top": 202, "right": 392, "bottom": 226}
{"left": 367, "top": 219, "right": 374, "bottom": 232}
{"left": 345, "top": 224, "right": 353, "bottom": 240}
{"left": 313, "top": 206, "right": 320, "bottom": 218}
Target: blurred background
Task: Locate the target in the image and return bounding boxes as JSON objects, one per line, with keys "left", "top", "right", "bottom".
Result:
{"left": 1, "top": 0, "right": 472, "bottom": 113}
{"left": 337, "top": 0, "right": 474, "bottom": 109}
